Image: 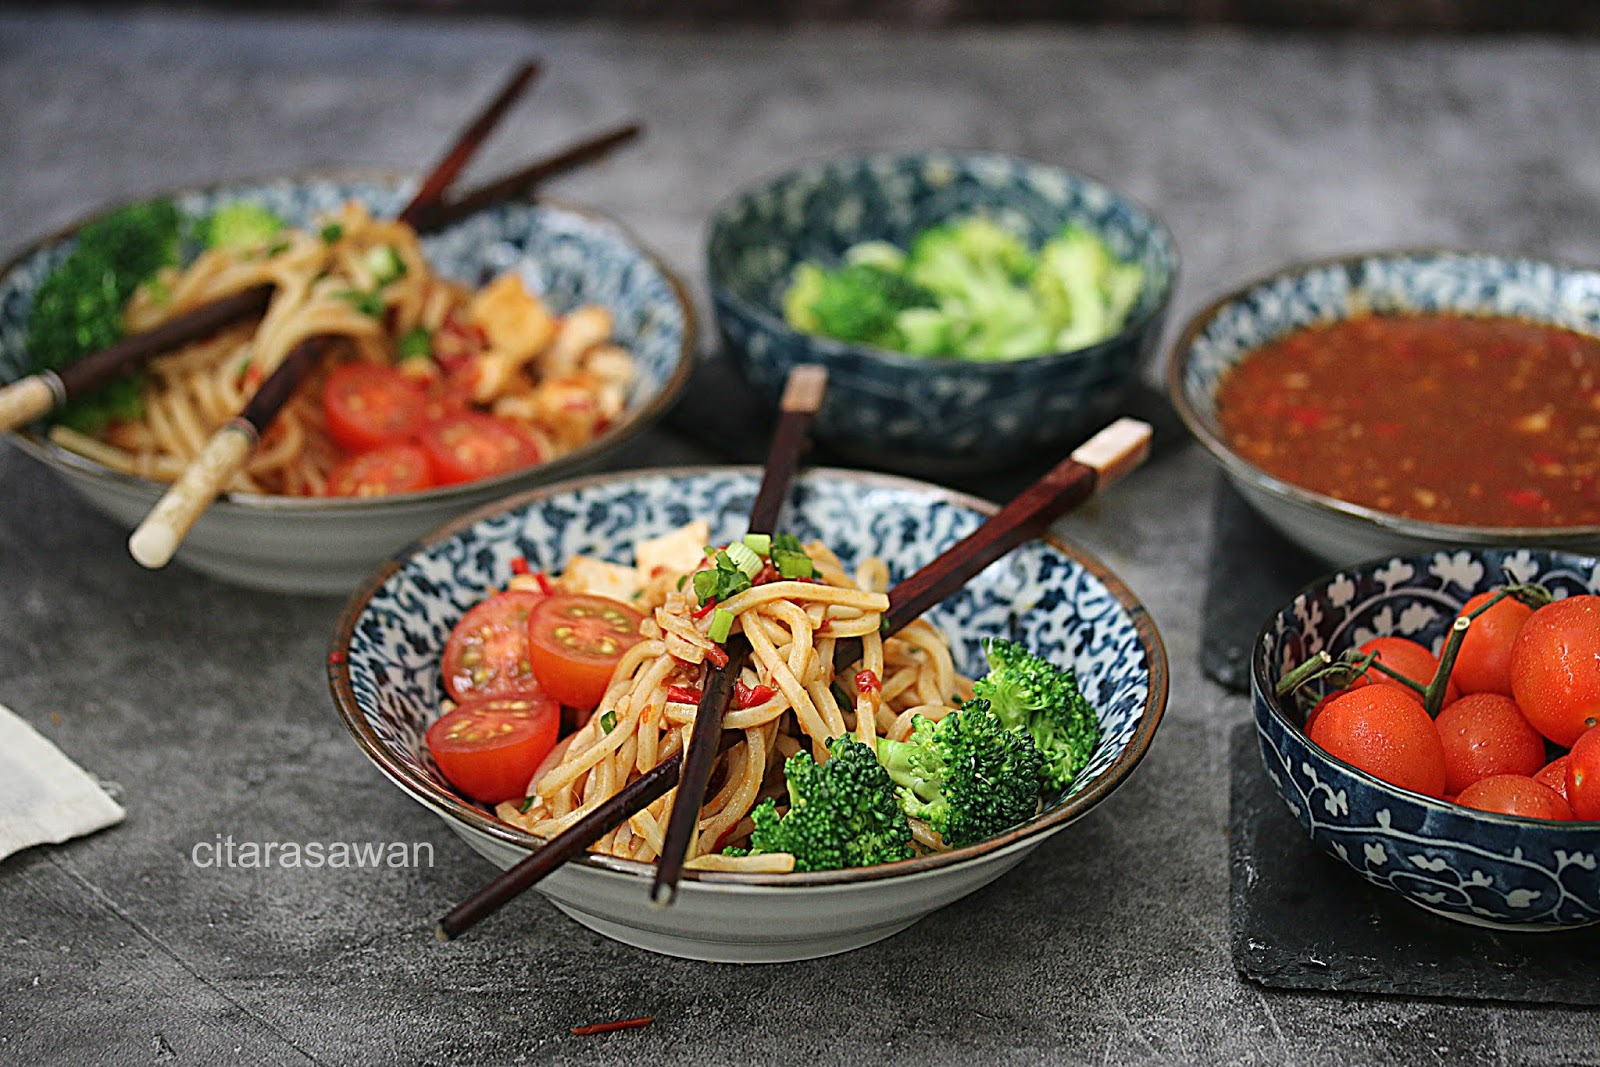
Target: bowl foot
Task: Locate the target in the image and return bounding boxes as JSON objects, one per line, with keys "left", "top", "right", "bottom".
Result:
{"left": 1405, "top": 897, "right": 1597, "bottom": 933}
{"left": 547, "top": 902, "right": 924, "bottom": 963}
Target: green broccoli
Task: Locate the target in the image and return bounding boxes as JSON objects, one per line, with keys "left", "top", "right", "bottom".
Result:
{"left": 738, "top": 735, "right": 914, "bottom": 872}
{"left": 783, "top": 261, "right": 933, "bottom": 350}
{"left": 1031, "top": 226, "right": 1145, "bottom": 352}
{"left": 198, "top": 201, "right": 286, "bottom": 251}
{"left": 971, "top": 637, "right": 1101, "bottom": 794}
{"left": 875, "top": 698, "right": 1042, "bottom": 848}
{"left": 25, "top": 200, "right": 184, "bottom": 432}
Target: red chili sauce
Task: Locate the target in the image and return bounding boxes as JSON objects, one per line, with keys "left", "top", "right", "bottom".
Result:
{"left": 1216, "top": 314, "right": 1600, "bottom": 527}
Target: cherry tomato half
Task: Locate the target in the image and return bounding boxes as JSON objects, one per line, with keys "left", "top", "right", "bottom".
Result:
{"left": 1455, "top": 774, "right": 1574, "bottom": 821}
{"left": 1434, "top": 693, "right": 1546, "bottom": 795}
{"left": 1452, "top": 591, "right": 1533, "bottom": 697}
{"left": 528, "top": 593, "right": 645, "bottom": 712}
{"left": 1510, "top": 594, "right": 1600, "bottom": 747}
{"left": 1309, "top": 684, "right": 1447, "bottom": 798}
{"left": 425, "top": 692, "right": 560, "bottom": 803}
{"left": 1568, "top": 725, "right": 1600, "bottom": 821}
{"left": 418, "top": 412, "right": 543, "bottom": 486}
{"left": 325, "top": 442, "right": 435, "bottom": 497}
{"left": 441, "top": 590, "right": 546, "bottom": 702}
{"left": 322, "top": 361, "right": 428, "bottom": 453}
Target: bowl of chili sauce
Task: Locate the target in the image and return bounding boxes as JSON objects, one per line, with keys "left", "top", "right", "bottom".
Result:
{"left": 1167, "top": 250, "right": 1600, "bottom": 564}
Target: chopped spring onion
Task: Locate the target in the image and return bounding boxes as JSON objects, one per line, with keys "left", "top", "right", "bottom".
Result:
{"left": 599, "top": 710, "right": 618, "bottom": 734}
{"left": 516, "top": 796, "right": 536, "bottom": 813}
{"left": 320, "top": 223, "right": 344, "bottom": 244}
{"left": 742, "top": 533, "right": 772, "bottom": 556}
{"left": 708, "top": 607, "right": 734, "bottom": 644}
{"left": 398, "top": 326, "right": 432, "bottom": 361}
{"left": 724, "top": 540, "right": 762, "bottom": 580}
{"left": 364, "top": 244, "right": 407, "bottom": 285}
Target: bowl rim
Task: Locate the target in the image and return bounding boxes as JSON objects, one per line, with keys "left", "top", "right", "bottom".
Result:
{"left": 704, "top": 148, "right": 1180, "bottom": 375}
{"left": 327, "top": 462, "right": 1172, "bottom": 887}
{"left": 1251, "top": 545, "right": 1600, "bottom": 829}
{"left": 0, "top": 167, "right": 698, "bottom": 513}
{"left": 1165, "top": 246, "right": 1600, "bottom": 545}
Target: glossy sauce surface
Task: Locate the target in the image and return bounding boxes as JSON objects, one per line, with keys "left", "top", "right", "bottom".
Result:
{"left": 1217, "top": 314, "right": 1600, "bottom": 527}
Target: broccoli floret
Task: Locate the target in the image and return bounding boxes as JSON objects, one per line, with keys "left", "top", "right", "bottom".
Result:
{"left": 740, "top": 735, "right": 913, "bottom": 871}
{"left": 198, "top": 201, "right": 286, "bottom": 250}
{"left": 971, "top": 637, "right": 1101, "bottom": 794}
{"left": 907, "top": 218, "right": 1032, "bottom": 292}
{"left": 1032, "top": 226, "right": 1145, "bottom": 351}
{"left": 783, "top": 261, "right": 933, "bottom": 350}
{"left": 875, "top": 698, "right": 1042, "bottom": 847}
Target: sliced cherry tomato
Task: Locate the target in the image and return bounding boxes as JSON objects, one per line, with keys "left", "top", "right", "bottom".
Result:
{"left": 419, "top": 412, "right": 543, "bottom": 486}
{"left": 1451, "top": 591, "right": 1533, "bottom": 697}
{"left": 1509, "top": 595, "right": 1600, "bottom": 747}
{"left": 325, "top": 442, "right": 435, "bottom": 497}
{"left": 1455, "top": 774, "right": 1574, "bottom": 821}
{"left": 1350, "top": 636, "right": 1458, "bottom": 706}
{"left": 1434, "top": 693, "right": 1546, "bottom": 795}
{"left": 1309, "top": 685, "right": 1447, "bottom": 798}
{"left": 1534, "top": 755, "right": 1571, "bottom": 801}
{"left": 425, "top": 691, "right": 560, "bottom": 803}
{"left": 441, "top": 591, "right": 546, "bottom": 702}
{"left": 322, "top": 361, "right": 427, "bottom": 453}
{"left": 527, "top": 593, "right": 645, "bottom": 711}
{"left": 1568, "top": 725, "right": 1600, "bottom": 821}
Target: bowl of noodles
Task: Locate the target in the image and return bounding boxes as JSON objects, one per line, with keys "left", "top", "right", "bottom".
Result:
{"left": 0, "top": 171, "right": 695, "bottom": 595}
{"left": 328, "top": 465, "right": 1168, "bottom": 962}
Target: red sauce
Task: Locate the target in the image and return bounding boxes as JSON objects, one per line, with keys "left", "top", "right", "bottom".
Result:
{"left": 1216, "top": 313, "right": 1600, "bottom": 527}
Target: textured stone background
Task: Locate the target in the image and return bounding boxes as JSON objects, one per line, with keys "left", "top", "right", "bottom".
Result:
{"left": 1, "top": 11, "right": 1598, "bottom": 1065}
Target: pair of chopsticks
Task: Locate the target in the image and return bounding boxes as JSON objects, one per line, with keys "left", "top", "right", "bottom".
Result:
{"left": 436, "top": 408, "right": 1153, "bottom": 941}
{"left": 127, "top": 62, "right": 642, "bottom": 569}
{"left": 0, "top": 60, "right": 641, "bottom": 564}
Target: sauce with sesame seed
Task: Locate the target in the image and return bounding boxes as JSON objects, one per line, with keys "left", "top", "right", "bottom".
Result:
{"left": 1217, "top": 313, "right": 1600, "bottom": 527}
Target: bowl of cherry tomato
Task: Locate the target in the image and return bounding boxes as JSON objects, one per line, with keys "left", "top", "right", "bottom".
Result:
{"left": 1254, "top": 546, "right": 1600, "bottom": 930}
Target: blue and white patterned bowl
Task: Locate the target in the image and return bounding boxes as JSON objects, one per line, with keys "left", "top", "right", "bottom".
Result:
{"left": 708, "top": 152, "right": 1177, "bottom": 473}
{"left": 0, "top": 172, "right": 695, "bottom": 594}
{"left": 329, "top": 466, "right": 1168, "bottom": 961}
{"left": 1253, "top": 547, "right": 1600, "bottom": 930}
{"left": 1168, "top": 250, "right": 1600, "bottom": 564}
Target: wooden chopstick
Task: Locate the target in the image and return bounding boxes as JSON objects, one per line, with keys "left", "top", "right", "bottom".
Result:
{"left": 1, "top": 62, "right": 542, "bottom": 438}
{"left": 126, "top": 70, "right": 607, "bottom": 570}
{"left": 649, "top": 365, "right": 829, "bottom": 906}
{"left": 433, "top": 416, "right": 1153, "bottom": 940}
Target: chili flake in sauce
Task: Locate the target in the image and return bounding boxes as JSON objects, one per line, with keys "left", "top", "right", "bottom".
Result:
{"left": 1216, "top": 313, "right": 1600, "bottom": 527}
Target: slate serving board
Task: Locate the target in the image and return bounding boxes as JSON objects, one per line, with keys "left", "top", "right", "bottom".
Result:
{"left": 1228, "top": 722, "right": 1600, "bottom": 1005}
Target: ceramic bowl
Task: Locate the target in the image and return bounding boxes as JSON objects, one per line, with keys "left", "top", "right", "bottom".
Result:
{"left": 329, "top": 466, "right": 1168, "bottom": 962}
{"left": 0, "top": 172, "right": 695, "bottom": 595}
{"left": 1167, "top": 249, "right": 1600, "bottom": 565}
{"left": 707, "top": 152, "right": 1177, "bottom": 473}
{"left": 1253, "top": 546, "right": 1600, "bottom": 930}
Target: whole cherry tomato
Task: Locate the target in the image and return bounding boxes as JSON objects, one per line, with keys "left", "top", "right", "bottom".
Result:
{"left": 1350, "top": 636, "right": 1458, "bottom": 706}
{"left": 1451, "top": 591, "right": 1533, "bottom": 697}
{"left": 1533, "top": 756, "right": 1571, "bottom": 801}
{"left": 1455, "top": 774, "right": 1574, "bottom": 821}
{"left": 1509, "top": 594, "right": 1600, "bottom": 747}
{"left": 1309, "top": 685, "right": 1448, "bottom": 798}
{"left": 1434, "top": 693, "right": 1547, "bottom": 795}
{"left": 1567, "top": 725, "right": 1600, "bottom": 821}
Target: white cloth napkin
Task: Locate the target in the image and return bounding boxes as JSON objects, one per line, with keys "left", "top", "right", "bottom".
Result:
{"left": 0, "top": 702, "right": 124, "bottom": 861}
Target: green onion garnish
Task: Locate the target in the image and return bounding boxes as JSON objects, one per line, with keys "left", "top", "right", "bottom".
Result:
{"left": 725, "top": 540, "right": 762, "bottom": 580}
{"left": 742, "top": 533, "right": 772, "bottom": 556}
{"left": 516, "top": 796, "right": 536, "bottom": 813}
{"left": 320, "top": 223, "right": 344, "bottom": 243}
{"left": 708, "top": 607, "right": 734, "bottom": 644}
{"left": 599, "top": 710, "right": 618, "bottom": 733}
{"left": 397, "top": 326, "right": 432, "bottom": 361}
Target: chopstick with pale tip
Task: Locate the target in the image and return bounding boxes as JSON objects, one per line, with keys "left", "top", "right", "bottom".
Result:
{"left": 436, "top": 365, "right": 829, "bottom": 940}
{"left": 126, "top": 70, "right": 615, "bottom": 569}
{"left": 434, "top": 417, "right": 1151, "bottom": 938}
{"left": 1, "top": 61, "right": 541, "bottom": 438}
{"left": 650, "top": 364, "right": 830, "bottom": 907}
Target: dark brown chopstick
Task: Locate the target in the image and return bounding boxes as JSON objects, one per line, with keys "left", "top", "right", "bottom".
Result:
{"left": 651, "top": 365, "right": 828, "bottom": 906}
{"left": 400, "top": 61, "right": 541, "bottom": 228}
{"left": 433, "top": 420, "right": 1151, "bottom": 939}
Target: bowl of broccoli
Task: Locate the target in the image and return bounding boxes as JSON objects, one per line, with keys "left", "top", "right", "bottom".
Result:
{"left": 707, "top": 152, "right": 1177, "bottom": 472}
{"left": 331, "top": 466, "right": 1169, "bottom": 961}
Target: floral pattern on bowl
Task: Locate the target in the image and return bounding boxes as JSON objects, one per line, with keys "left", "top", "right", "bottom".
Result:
{"left": 1252, "top": 547, "right": 1600, "bottom": 929}
{"left": 708, "top": 152, "right": 1177, "bottom": 473}
{"left": 329, "top": 466, "right": 1169, "bottom": 961}
{"left": 1168, "top": 250, "right": 1600, "bottom": 564}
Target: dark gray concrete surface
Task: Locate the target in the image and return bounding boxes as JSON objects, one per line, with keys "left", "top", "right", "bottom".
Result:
{"left": 1, "top": 12, "right": 1597, "bottom": 1065}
